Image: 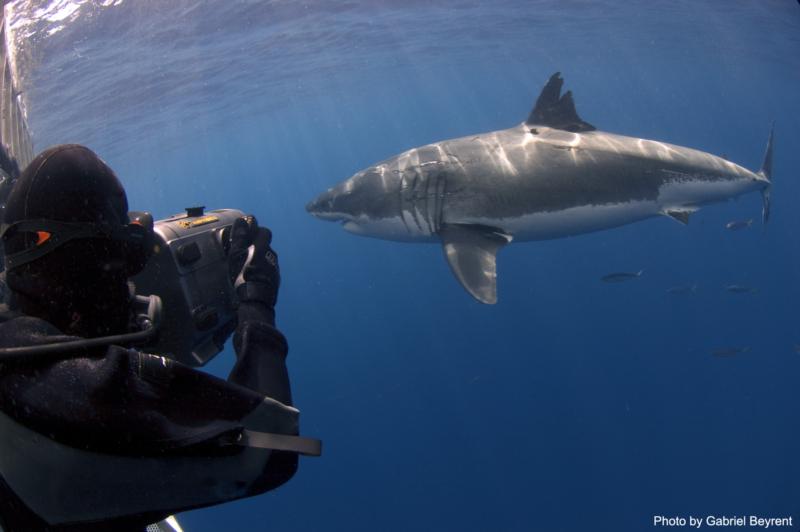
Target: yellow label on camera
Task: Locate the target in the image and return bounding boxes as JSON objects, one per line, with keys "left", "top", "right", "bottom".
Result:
{"left": 178, "top": 215, "right": 219, "bottom": 229}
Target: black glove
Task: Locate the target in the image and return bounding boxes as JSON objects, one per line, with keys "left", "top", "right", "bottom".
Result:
{"left": 229, "top": 215, "right": 280, "bottom": 313}
{"left": 228, "top": 215, "right": 256, "bottom": 284}
{"left": 228, "top": 217, "right": 290, "bottom": 399}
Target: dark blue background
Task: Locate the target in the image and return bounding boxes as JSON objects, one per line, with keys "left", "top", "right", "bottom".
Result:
{"left": 17, "top": 1, "right": 800, "bottom": 530}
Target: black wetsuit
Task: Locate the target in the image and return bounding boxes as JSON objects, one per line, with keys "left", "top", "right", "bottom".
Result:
{"left": 0, "top": 299, "right": 296, "bottom": 532}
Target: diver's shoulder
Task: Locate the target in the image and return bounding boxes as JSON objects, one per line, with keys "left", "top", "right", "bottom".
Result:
{"left": 0, "top": 303, "right": 18, "bottom": 322}
{"left": 0, "top": 306, "right": 66, "bottom": 348}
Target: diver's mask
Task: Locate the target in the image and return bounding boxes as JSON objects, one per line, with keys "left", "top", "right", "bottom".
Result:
{"left": 0, "top": 211, "right": 155, "bottom": 275}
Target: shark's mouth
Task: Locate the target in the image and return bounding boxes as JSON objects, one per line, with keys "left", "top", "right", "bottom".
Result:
{"left": 305, "top": 190, "right": 357, "bottom": 223}
{"left": 305, "top": 197, "right": 347, "bottom": 222}
{"left": 343, "top": 220, "right": 371, "bottom": 235}
{"left": 307, "top": 210, "right": 351, "bottom": 222}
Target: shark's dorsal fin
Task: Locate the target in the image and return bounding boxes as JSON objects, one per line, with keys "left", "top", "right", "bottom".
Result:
{"left": 439, "top": 224, "right": 512, "bottom": 305}
{"left": 526, "top": 72, "right": 596, "bottom": 132}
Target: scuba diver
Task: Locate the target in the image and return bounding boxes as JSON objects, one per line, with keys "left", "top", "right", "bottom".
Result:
{"left": 0, "top": 144, "right": 318, "bottom": 531}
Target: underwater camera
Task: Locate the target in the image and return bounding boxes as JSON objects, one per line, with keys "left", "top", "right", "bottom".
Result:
{"left": 132, "top": 206, "right": 246, "bottom": 366}
{"left": 0, "top": 206, "right": 245, "bottom": 365}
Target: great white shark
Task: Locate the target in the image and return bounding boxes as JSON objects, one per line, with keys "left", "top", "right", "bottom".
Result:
{"left": 307, "top": 73, "right": 774, "bottom": 304}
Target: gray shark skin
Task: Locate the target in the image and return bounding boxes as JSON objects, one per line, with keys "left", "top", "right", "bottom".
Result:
{"left": 307, "top": 73, "right": 774, "bottom": 304}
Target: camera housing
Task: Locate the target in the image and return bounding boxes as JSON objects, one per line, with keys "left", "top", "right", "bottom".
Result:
{"left": 132, "top": 207, "right": 244, "bottom": 366}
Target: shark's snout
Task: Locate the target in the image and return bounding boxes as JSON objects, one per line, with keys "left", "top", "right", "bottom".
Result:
{"left": 306, "top": 188, "right": 353, "bottom": 222}
{"left": 304, "top": 193, "right": 329, "bottom": 216}
{"left": 305, "top": 188, "right": 331, "bottom": 215}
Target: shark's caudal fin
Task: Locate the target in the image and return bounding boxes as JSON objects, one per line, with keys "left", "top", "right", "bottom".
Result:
{"left": 758, "top": 124, "right": 774, "bottom": 224}
{"left": 526, "top": 72, "right": 596, "bottom": 133}
{"left": 440, "top": 224, "right": 512, "bottom": 304}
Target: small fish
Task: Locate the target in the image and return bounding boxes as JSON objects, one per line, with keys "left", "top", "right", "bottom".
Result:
{"left": 666, "top": 284, "right": 697, "bottom": 295}
{"left": 725, "top": 284, "right": 758, "bottom": 294}
{"left": 601, "top": 270, "right": 643, "bottom": 283}
{"left": 712, "top": 346, "right": 751, "bottom": 357}
{"left": 793, "top": 344, "right": 800, "bottom": 354}
{"left": 725, "top": 219, "right": 753, "bottom": 231}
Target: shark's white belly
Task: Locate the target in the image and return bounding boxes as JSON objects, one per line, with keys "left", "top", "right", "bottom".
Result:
{"left": 449, "top": 170, "right": 760, "bottom": 242}
{"left": 657, "top": 175, "right": 755, "bottom": 207}
{"left": 460, "top": 200, "right": 660, "bottom": 241}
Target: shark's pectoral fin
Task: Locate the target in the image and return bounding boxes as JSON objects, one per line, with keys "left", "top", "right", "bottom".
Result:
{"left": 439, "top": 224, "right": 513, "bottom": 305}
{"left": 662, "top": 207, "right": 699, "bottom": 225}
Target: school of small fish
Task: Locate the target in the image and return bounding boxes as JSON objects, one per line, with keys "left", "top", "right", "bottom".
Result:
{"left": 596, "top": 221, "right": 795, "bottom": 358}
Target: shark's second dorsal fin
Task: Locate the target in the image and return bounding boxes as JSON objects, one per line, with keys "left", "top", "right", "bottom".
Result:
{"left": 526, "top": 72, "right": 595, "bottom": 132}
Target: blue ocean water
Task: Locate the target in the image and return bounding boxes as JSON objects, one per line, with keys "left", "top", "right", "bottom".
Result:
{"left": 8, "top": 1, "right": 800, "bottom": 530}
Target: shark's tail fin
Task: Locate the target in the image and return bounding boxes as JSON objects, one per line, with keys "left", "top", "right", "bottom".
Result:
{"left": 758, "top": 123, "right": 774, "bottom": 224}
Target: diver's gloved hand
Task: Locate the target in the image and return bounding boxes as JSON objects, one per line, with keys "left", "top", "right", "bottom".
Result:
{"left": 229, "top": 215, "right": 281, "bottom": 325}
{"left": 228, "top": 215, "right": 257, "bottom": 284}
